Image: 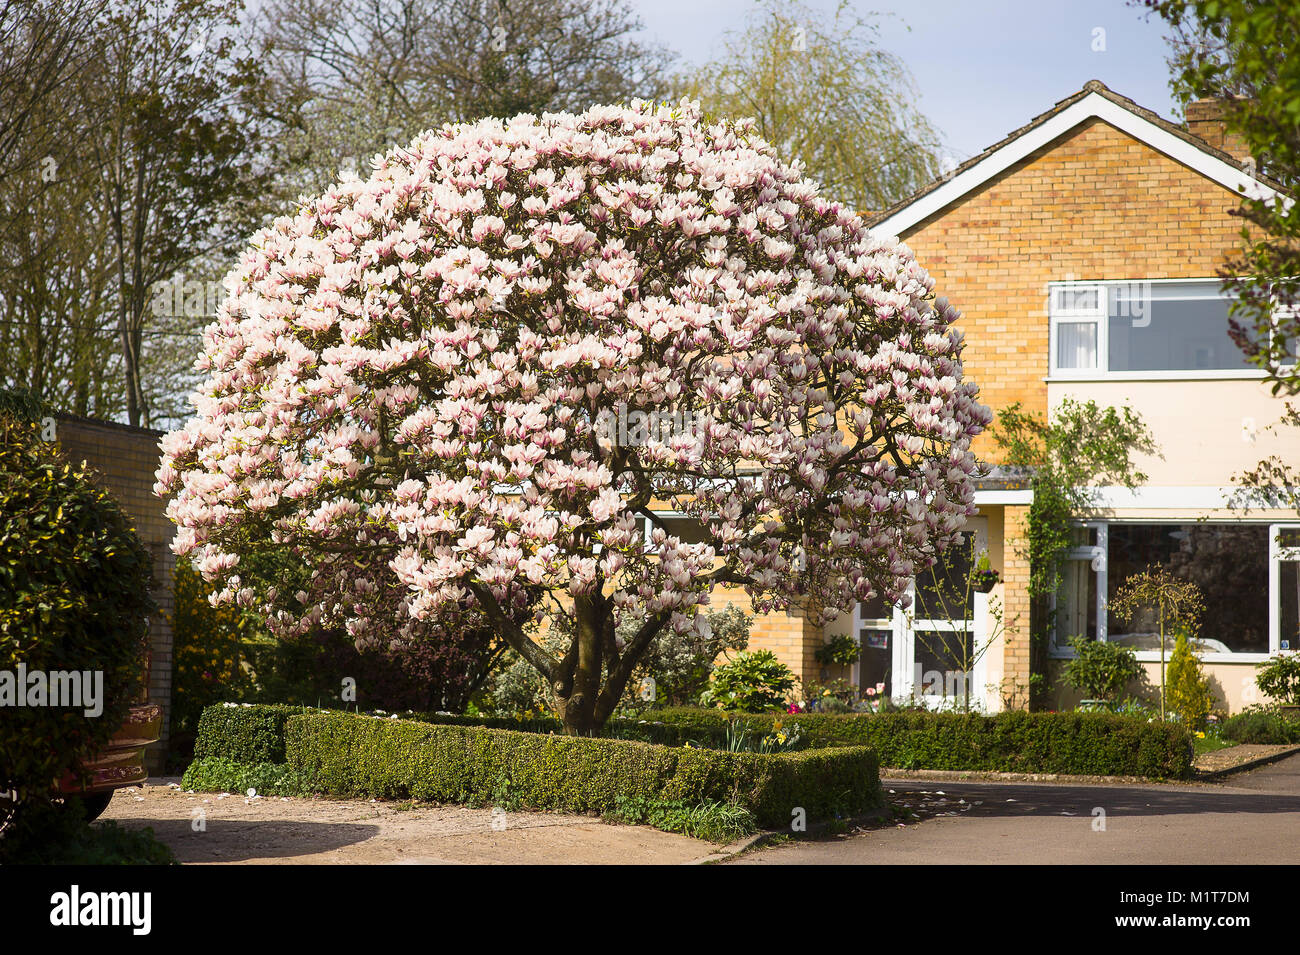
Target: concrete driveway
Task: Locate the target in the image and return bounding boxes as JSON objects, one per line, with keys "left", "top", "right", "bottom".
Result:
{"left": 731, "top": 753, "right": 1300, "bottom": 865}
{"left": 99, "top": 780, "right": 712, "bottom": 865}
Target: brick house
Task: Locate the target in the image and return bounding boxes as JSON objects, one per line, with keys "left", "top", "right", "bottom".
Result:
{"left": 739, "top": 80, "right": 1298, "bottom": 714}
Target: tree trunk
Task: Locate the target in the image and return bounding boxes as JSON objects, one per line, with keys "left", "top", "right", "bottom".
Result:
{"left": 556, "top": 594, "right": 605, "bottom": 735}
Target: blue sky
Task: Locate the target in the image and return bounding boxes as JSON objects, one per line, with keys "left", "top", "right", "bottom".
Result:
{"left": 632, "top": 0, "right": 1181, "bottom": 162}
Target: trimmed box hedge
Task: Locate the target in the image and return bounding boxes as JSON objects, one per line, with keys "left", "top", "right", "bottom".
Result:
{"left": 190, "top": 702, "right": 1193, "bottom": 780}
{"left": 192, "top": 703, "right": 306, "bottom": 764}
{"left": 191, "top": 703, "right": 724, "bottom": 763}
{"left": 284, "top": 712, "right": 881, "bottom": 827}
{"left": 644, "top": 708, "right": 1195, "bottom": 779}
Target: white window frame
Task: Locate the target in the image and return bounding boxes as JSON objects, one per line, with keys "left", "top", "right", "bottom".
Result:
{"left": 1048, "top": 283, "right": 1105, "bottom": 374}
{"left": 1050, "top": 519, "right": 1277, "bottom": 663}
{"left": 1268, "top": 299, "right": 1299, "bottom": 373}
{"left": 1049, "top": 521, "right": 1108, "bottom": 652}
{"left": 1047, "top": 277, "right": 1270, "bottom": 381}
{"left": 1269, "top": 524, "right": 1300, "bottom": 653}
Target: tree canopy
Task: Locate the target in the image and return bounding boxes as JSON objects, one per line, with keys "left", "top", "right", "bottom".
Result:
{"left": 156, "top": 100, "right": 991, "bottom": 731}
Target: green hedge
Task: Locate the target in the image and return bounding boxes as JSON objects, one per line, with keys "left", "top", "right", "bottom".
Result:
{"left": 643, "top": 707, "right": 1195, "bottom": 779}
{"left": 284, "top": 712, "right": 881, "bottom": 827}
{"left": 1221, "top": 710, "right": 1300, "bottom": 744}
{"left": 191, "top": 703, "right": 723, "bottom": 763}
{"left": 407, "top": 710, "right": 724, "bottom": 747}
{"left": 192, "top": 704, "right": 307, "bottom": 764}
{"left": 191, "top": 702, "right": 1194, "bottom": 780}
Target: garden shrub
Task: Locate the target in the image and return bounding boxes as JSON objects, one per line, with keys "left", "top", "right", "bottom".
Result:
{"left": 283, "top": 711, "right": 882, "bottom": 827}
{"left": 248, "top": 623, "right": 504, "bottom": 715}
{"left": 1061, "top": 636, "right": 1144, "bottom": 703}
{"left": 1166, "top": 631, "right": 1216, "bottom": 729}
{"left": 700, "top": 650, "right": 796, "bottom": 712}
{"left": 1255, "top": 653, "right": 1300, "bottom": 707}
{"left": 642, "top": 706, "right": 1194, "bottom": 779}
{"left": 0, "top": 413, "right": 154, "bottom": 809}
{"left": 181, "top": 756, "right": 316, "bottom": 796}
{"left": 1220, "top": 709, "right": 1300, "bottom": 744}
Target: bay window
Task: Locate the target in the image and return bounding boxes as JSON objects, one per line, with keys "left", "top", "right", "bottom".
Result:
{"left": 1053, "top": 521, "right": 1287, "bottom": 658}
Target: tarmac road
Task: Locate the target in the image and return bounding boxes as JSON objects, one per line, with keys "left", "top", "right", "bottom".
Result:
{"left": 731, "top": 753, "right": 1300, "bottom": 865}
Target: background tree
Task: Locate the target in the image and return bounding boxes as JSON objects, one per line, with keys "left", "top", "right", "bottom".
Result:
{"left": 0, "top": 0, "right": 110, "bottom": 243}
{"left": 257, "top": 0, "right": 672, "bottom": 201}
{"left": 157, "top": 101, "right": 991, "bottom": 734}
{"left": 1143, "top": 0, "right": 1300, "bottom": 392}
{"left": 0, "top": 0, "right": 278, "bottom": 429}
{"left": 0, "top": 160, "right": 123, "bottom": 418}
{"left": 677, "top": 0, "right": 946, "bottom": 214}
{"left": 91, "top": 0, "right": 275, "bottom": 427}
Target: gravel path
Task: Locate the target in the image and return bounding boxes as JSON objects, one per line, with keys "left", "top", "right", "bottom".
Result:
{"left": 99, "top": 779, "right": 711, "bottom": 865}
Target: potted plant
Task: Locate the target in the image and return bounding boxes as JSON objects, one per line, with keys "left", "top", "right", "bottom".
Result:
{"left": 970, "top": 551, "right": 1000, "bottom": 593}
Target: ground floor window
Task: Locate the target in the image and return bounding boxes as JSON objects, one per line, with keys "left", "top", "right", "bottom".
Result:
{"left": 1052, "top": 521, "right": 1288, "bottom": 657}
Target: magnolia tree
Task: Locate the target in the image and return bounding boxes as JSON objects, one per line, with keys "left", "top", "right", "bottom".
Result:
{"left": 156, "top": 100, "right": 991, "bottom": 733}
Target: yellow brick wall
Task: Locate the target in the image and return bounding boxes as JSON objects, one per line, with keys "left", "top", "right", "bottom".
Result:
{"left": 899, "top": 118, "right": 1248, "bottom": 457}
{"left": 995, "top": 504, "right": 1033, "bottom": 704}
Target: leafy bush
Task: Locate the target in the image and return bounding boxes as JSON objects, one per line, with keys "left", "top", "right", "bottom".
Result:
{"left": 605, "top": 796, "right": 757, "bottom": 843}
{"left": 282, "top": 711, "right": 882, "bottom": 827}
{"left": 1061, "top": 636, "right": 1144, "bottom": 702}
{"left": 814, "top": 635, "right": 861, "bottom": 668}
{"left": 700, "top": 650, "right": 796, "bottom": 712}
{"left": 170, "top": 556, "right": 262, "bottom": 739}
{"left": 1166, "top": 631, "right": 1216, "bottom": 729}
{"left": 0, "top": 414, "right": 154, "bottom": 807}
{"left": 181, "top": 756, "right": 317, "bottom": 796}
{"left": 642, "top": 706, "right": 1194, "bottom": 779}
{"left": 637, "top": 604, "right": 752, "bottom": 707}
{"left": 248, "top": 624, "right": 504, "bottom": 715}
{"left": 1255, "top": 653, "right": 1300, "bottom": 706}
{"left": 0, "top": 798, "right": 175, "bottom": 865}
{"left": 1220, "top": 709, "right": 1300, "bottom": 744}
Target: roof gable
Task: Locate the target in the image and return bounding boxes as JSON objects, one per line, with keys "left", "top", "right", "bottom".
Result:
{"left": 867, "top": 81, "right": 1281, "bottom": 239}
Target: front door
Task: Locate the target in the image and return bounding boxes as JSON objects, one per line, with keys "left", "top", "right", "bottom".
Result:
{"left": 852, "top": 520, "right": 990, "bottom": 710}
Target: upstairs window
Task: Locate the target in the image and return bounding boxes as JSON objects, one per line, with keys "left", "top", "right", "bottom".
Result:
{"left": 1049, "top": 279, "right": 1253, "bottom": 376}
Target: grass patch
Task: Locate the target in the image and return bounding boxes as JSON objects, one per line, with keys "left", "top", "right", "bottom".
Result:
{"left": 604, "top": 796, "right": 757, "bottom": 843}
{"left": 1192, "top": 735, "right": 1236, "bottom": 757}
